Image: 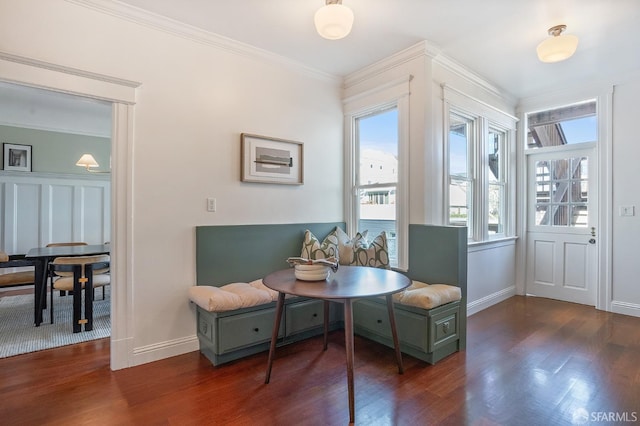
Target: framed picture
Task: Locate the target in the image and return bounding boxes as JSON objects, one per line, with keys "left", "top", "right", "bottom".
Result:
{"left": 3, "top": 143, "right": 32, "bottom": 172}
{"left": 241, "top": 133, "right": 303, "bottom": 185}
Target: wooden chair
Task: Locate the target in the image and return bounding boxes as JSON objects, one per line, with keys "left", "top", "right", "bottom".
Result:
{"left": 46, "top": 242, "right": 88, "bottom": 297}
{"left": 0, "top": 250, "right": 35, "bottom": 290}
{"left": 48, "top": 255, "right": 110, "bottom": 332}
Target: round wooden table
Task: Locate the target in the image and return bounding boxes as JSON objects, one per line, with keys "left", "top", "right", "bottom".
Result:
{"left": 263, "top": 265, "right": 411, "bottom": 423}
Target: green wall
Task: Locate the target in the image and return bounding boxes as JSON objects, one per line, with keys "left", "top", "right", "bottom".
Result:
{"left": 0, "top": 125, "right": 110, "bottom": 174}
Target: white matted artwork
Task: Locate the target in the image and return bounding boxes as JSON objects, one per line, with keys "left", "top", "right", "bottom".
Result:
{"left": 3, "top": 143, "right": 32, "bottom": 172}
{"left": 241, "top": 133, "right": 303, "bottom": 185}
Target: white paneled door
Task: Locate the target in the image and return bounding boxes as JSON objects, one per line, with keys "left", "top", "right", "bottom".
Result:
{"left": 525, "top": 147, "right": 598, "bottom": 305}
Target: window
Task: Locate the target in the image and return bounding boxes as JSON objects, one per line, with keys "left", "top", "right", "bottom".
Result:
{"left": 526, "top": 101, "right": 597, "bottom": 149}
{"left": 526, "top": 99, "right": 596, "bottom": 228}
{"left": 356, "top": 107, "right": 399, "bottom": 265}
{"left": 344, "top": 77, "right": 410, "bottom": 270}
{"left": 448, "top": 113, "right": 474, "bottom": 235}
{"left": 488, "top": 127, "right": 506, "bottom": 235}
{"left": 444, "top": 86, "right": 516, "bottom": 242}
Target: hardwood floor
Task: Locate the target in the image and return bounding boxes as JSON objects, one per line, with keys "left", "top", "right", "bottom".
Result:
{"left": 1, "top": 296, "right": 639, "bottom": 425}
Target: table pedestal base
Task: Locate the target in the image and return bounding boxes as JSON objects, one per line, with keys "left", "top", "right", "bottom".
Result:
{"left": 265, "top": 294, "right": 404, "bottom": 423}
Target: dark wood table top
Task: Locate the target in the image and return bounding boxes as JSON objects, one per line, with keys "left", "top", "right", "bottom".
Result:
{"left": 263, "top": 265, "right": 410, "bottom": 300}
{"left": 26, "top": 244, "right": 111, "bottom": 259}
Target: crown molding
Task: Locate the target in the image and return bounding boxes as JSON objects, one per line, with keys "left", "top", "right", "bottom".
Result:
{"left": 344, "top": 41, "right": 440, "bottom": 89}
{"left": 65, "top": 0, "right": 340, "bottom": 84}
{"left": 433, "top": 54, "right": 516, "bottom": 104}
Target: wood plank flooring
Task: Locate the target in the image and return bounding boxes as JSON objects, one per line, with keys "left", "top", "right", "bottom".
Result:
{"left": 1, "top": 296, "right": 639, "bottom": 425}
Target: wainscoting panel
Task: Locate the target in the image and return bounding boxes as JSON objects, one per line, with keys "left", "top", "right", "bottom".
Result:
{"left": 1, "top": 172, "right": 110, "bottom": 254}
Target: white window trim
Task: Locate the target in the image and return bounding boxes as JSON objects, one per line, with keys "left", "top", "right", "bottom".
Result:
{"left": 443, "top": 84, "right": 517, "bottom": 242}
{"left": 344, "top": 76, "right": 411, "bottom": 270}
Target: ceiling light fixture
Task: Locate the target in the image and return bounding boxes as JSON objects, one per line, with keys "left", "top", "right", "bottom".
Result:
{"left": 314, "top": 0, "right": 354, "bottom": 40}
{"left": 536, "top": 24, "right": 579, "bottom": 63}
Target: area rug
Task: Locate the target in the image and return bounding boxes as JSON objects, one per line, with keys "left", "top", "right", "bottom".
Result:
{"left": 0, "top": 287, "right": 110, "bottom": 358}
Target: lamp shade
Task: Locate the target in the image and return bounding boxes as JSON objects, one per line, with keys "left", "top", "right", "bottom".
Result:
{"left": 76, "top": 153, "right": 100, "bottom": 170}
{"left": 536, "top": 27, "right": 579, "bottom": 63}
{"left": 314, "top": 2, "right": 354, "bottom": 40}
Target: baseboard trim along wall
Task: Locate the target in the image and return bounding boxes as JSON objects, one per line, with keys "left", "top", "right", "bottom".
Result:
{"left": 467, "top": 286, "right": 516, "bottom": 316}
{"left": 610, "top": 300, "right": 640, "bottom": 318}
{"left": 132, "top": 336, "right": 199, "bottom": 367}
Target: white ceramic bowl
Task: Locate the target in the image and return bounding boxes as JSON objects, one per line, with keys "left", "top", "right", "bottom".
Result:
{"left": 294, "top": 264, "right": 330, "bottom": 281}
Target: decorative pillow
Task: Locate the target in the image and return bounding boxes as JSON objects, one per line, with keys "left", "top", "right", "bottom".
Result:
{"left": 335, "top": 227, "right": 368, "bottom": 266}
{"left": 352, "top": 231, "right": 390, "bottom": 269}
{"left": 300, "top": 228, "right": 339, "bottom": 260}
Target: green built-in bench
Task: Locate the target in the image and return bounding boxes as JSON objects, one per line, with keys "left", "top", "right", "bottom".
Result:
{"left": 192, "top": 223, "right": 467, "bottom": 366}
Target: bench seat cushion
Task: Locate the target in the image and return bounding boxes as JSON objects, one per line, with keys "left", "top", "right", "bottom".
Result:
{"left": 392, "top": 281, "right": 461, "bottom": 310}
{"left": 189, "top": 281, "right": 275, "bottom": 312}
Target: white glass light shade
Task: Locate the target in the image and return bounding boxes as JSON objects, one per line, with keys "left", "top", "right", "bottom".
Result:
{"left": 536, "top": 33, "right": 579, "bottom": 63}
{"left": 76, "top": 153, "right": 99, "bottom": 170}
{"left": 314, "top": 3, "right": 354, "bottom": 40}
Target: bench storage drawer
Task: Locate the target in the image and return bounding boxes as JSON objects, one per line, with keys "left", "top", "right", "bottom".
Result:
{"left": 217, "top": 308, "right": 284, "bottom": 353}
{"left": 286, "top": 299, "right": 325, "bottom": 335}
{"left": 353, "top": 298, "right": 461, "bottom": 364}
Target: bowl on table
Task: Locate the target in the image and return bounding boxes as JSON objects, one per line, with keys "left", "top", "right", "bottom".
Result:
{"left": 294, "top": 264, "right": 331, "bottom": 281}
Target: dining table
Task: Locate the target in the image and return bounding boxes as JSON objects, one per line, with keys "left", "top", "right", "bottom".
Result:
{"left": 262, "top": 265, "right": 411, "bottom": 423}
{"left": 25, "top": 243, "right": 111, "bottom": 326}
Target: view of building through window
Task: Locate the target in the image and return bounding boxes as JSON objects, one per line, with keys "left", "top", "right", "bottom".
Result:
{"left": 356, "top": 107, "right": 398, "bottom": 265}
{"left": 448, "top": 113, "right": 473, "bottom": 234}
{"left": 527, "top": 100, "right": 596, "bottom": 228}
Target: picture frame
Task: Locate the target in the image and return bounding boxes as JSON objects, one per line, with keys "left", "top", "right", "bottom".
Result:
{"left": 3, "top": 143, "right": 32, "bottom": 172}
{"left": 241, "top": 133, "right": 303, "bottom": 185}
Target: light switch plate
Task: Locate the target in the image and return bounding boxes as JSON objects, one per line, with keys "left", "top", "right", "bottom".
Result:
{"left": 207, "top": 198, "right": 216, "bottom": 212}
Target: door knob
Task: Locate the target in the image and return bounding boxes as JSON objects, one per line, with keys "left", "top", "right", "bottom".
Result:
{"left": 589, "top": 238, "right": 596, "bottom": 244}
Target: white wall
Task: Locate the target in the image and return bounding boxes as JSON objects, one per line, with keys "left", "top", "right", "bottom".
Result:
{"left": 0, "top": 0, "right": 344, "bottom": 364}
{"left": 611, "top": 79, "right": 640, "bottom": 316}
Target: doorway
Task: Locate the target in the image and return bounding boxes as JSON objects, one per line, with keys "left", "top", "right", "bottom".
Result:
{"left": 0, "top": 51, "right": 138, "bottom": 369}
{"left": 0, "top": 81, "right": 112, "bottom": 354}
{"left": 524, "top": 100, "right": 599, "bottom": 306}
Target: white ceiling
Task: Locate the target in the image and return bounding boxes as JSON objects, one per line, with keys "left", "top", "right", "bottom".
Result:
{"left": 115, "top": 0, "right": 640, "bottom": 99}
{"left": 2, "top": 0, "right": 638, "bottom": 137}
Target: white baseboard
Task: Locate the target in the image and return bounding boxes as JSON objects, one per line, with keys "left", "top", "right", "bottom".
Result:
{"left": 131, "top": 335, "right": 199, "bottom": 367}
{"left": 610, "top": 300, "right": 640, "bottom": 318}
{"left": 467, "top": 286, "right": 516, "bottom": 316}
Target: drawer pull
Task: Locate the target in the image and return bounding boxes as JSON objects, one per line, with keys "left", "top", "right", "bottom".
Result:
{"left": 313, "top": 313, "right": 318, "bottom": 318}
{"left": 253, "top": 328, "right": 259, "bottom": 333}
{"left": 377, "top": 319, "right": 383, "bottom": 324}
{"left": 442, "top": 322, "right": 449, "bottom": 333}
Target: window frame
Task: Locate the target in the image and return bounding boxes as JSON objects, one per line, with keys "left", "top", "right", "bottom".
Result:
{"left": 443, "top": 85, "right": 517, "bottom": 243}
{"left": 344, "top": 77, "right": 410, "bottom": 270}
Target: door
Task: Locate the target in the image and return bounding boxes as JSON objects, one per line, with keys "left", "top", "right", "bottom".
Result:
{"left": 525, "top": 147, "right": 597, "bottom": 305}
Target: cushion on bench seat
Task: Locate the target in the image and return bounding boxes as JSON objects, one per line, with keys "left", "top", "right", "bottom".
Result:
{"left": 189, "top": 282, "right": 273, "bottom": 312}
{"left": 392, "top": 280, "right": 461, "bottom": 310}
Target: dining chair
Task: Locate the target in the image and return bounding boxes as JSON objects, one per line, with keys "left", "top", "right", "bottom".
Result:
{"left": 46, "top": 242, "right": 88, "bottom": 297}
{"left": 0, "top": 250, "right": 35, "bottom": 290}
{"left": 48, "top": 254, "right": 110, "bottom": 330}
